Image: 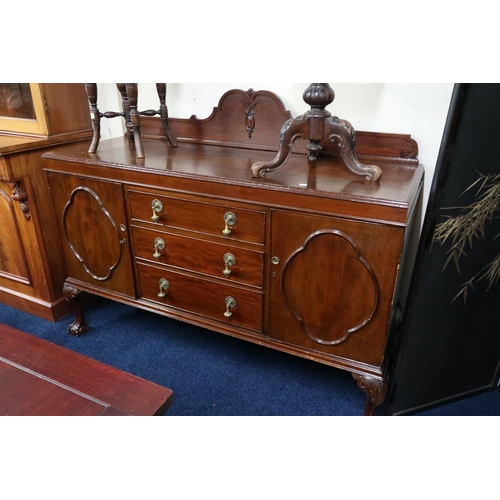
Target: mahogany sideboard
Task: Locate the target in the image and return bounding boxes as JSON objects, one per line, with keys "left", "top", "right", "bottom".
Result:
{"left": 41, "top": 88, "right": 423, "bottom": 415}
{"left": 0, "top": 83, "right": 92, "bottom": 321}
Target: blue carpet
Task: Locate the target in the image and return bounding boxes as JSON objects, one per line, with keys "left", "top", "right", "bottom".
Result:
{"left": 1, "top": 297, "right": 498, "bottom": 416}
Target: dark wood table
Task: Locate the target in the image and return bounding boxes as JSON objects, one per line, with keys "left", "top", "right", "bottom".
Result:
{"left": 0, "top": 323, "right": 173, "bottom": 416}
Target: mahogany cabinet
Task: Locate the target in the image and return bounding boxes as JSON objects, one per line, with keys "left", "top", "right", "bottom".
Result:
{"left": 42, "top": 88, "right": 423, "bottom": 414}
{"left": 0, "top": 83, "right": 92, "bottom": 320}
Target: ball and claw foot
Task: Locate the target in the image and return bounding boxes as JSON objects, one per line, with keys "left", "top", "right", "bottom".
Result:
{"left": 68, "top": 320, "right": 89, "bottom": 337}
{"left": 62, "top": 283, "right": 89, "bottom": 337}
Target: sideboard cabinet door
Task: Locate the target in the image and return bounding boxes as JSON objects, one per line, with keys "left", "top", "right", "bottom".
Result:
{"left": 269, "top": 210, "right": 405, "bottom": 368}
{"left": 46, "top": 172, "right": 135, "bottom": 297}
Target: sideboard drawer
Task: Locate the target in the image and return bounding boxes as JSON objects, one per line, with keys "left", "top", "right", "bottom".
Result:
{"left": 132, "top": 226, "right": 264, "bottom": 288}
{"left": 127, "top": 189, "right": 266, "bottom": 244}
{"left": 137, "top": 263, "right": 263, "bottom": 331}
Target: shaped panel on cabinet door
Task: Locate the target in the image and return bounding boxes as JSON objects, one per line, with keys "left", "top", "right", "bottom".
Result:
{"left": 269, "top": 210, "right": 405, "bottom": 368}
{"left": 46, "top": 172, "right": 135, "bottom": 297}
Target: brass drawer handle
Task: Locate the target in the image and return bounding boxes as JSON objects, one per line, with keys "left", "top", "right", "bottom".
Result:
{"left": 158, "top": 278, "right": 170, "bottom": 298}
{"left": 224, "top": 296, "right": 237, "bottom": 318}
{"left": 223, "top": 253, "right": 236, "bottom": 276}
{"left": 151, "top": 199, "right": 163, "bottom": 222}
{"left": 153, "top": 237, "right": 165, "bottom": 259}
{"left": 222, "top": 211, "right": 237, "bottom": 236}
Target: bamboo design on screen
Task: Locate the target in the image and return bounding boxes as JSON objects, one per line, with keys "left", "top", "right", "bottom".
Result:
{"left": 433, "top": 172, "right": 500, "bottom": 303}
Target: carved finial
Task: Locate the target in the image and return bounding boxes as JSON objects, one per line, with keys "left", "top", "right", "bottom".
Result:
{"left": 303, "top": 83, "right": 335, "bottom": 112}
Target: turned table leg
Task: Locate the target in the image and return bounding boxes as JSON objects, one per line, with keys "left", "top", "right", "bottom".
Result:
{"left": 116, "top": 83, "right": 134, "bottom": 143}
{"left": 85, "top": 83, "right": 101, "bottom": 154}
{"left": 62, "top": 283, "right": 89, "bottom": 337}
{"left": 125, "top": 83, "right": 145, "bottom": 159}
{"left": 156, "top": 83, "right": 178, "bottom": 147}
{"left": 352, "top": 373, "right": 387, "bottom": 416}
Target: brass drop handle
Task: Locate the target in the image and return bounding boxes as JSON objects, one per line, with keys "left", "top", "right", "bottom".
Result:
{"left": 153, "top": 237, "right": 165, "bottom": 259}
{"left": 222, "top": 211, "right": 237, "bottom": 236}
{"left": 158, "top": 278, "right": 170, "bottom": 298}
{"left": 224, "top": 296, "right": 237, "bottom": 318}
{"left": 223, "top": 253, "right": 236, "bottom": 276}
{"left": 151, "top": 199, "right": 163, "bottom": 222}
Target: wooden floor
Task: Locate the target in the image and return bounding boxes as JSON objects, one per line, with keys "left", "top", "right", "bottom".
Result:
{"left": 0, "top": 323, "right": 173, "bottom": 416}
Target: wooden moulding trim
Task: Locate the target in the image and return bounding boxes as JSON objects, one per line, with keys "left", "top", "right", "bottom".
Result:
{"left": 0, "top": 271, "right": 30, "bottom": 285}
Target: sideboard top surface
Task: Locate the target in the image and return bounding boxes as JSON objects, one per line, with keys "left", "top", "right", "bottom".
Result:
{"left": 43, "top": 137, "right": 423, "bottom": 210}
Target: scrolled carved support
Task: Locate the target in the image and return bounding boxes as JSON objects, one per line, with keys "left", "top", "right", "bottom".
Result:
{"left": 62, "top": 283, "right": 89, "bottom": 337}
{"left": 325, "top": 116, "right": 382, "bottom": 181}
{"left": 352, "top": 373, "right": 387, "bottom": 416}
{"left": 251, "top": 115, "right": 309, "bottom": 177}
{"left": 8, "top": 180, "right": 30, "bottom": 220}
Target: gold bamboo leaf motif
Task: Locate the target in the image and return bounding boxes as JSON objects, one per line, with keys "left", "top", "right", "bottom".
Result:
{"left": 433, "top": 172, "right": 500, "bottom": 302}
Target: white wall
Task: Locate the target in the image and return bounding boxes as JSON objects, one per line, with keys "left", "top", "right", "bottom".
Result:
{"left": 96, "top": 83, "right": 455, "bottom": 216}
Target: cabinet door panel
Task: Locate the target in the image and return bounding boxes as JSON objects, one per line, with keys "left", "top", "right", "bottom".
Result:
{"left": 270, "top": 210, "right": 404, "bottom": 367}
{"left": 46, "top": 172, "right": 135, "bottom": 297}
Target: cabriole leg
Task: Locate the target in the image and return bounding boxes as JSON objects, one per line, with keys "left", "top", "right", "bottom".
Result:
{"left": 62, "top": 283, "right": 89, "bottom": 337}
{"left": 352, "top": 373, "right": 387, "bottom": 416}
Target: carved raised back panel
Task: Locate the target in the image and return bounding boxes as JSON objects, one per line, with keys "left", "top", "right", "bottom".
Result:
{"left": 140, "top": 88, "right": 419, "bottom": 164}
{"left": 269, "top": 210, "right": 405, "bottom": 367}
{"left": 46, "top": 172, "right": 135, "bottom": 297}
{"left": 141, "top": 88, "right": 293, "bottom": 151}
{"left": 0, "top": 181, "right": 31, "bottom": 284}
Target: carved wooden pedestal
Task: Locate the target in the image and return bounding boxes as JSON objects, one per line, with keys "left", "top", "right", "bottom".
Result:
{"left": 251, "top": 83, "right": 382, "bottom": 181}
